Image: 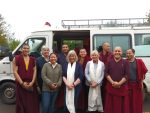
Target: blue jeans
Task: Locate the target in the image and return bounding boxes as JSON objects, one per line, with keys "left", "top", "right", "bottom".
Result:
{"left": 42, "top": 91, "right": 58, "bottom": 113}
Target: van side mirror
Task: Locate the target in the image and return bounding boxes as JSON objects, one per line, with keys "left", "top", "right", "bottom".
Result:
{"left": 8, "top": 52, "right": 13, "bottom": 61}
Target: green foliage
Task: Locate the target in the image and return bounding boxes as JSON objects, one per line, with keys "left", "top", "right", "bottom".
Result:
{"left": 0, "top": 14, "right": 20, "bottom": 51}
{"left": 146, "top": 11, "right": 150, "bottom": 24}
{"left": 0, "top": 14, "right": 19, "bottom": 58}
{"left": 0, "top": 37, "right": 8, "bottom": 46}
{"left": 0, "top": 14, "right": 8, "bottom": 46}
{"left": 8, "top": 38, "right": 20, "bottom": 51}
{"left": 147, "top": 14, "right": 150, "bottom": 24}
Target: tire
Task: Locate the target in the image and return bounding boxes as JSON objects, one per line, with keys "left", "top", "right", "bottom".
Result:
{"left": 0, "top": 82, "right": 16, "bottom": 104}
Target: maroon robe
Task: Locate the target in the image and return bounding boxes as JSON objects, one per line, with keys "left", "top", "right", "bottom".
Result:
{"left": 136, "top": 59, "right": 148, "bottom": 81}
{"left": 55, "top": 85, "right": 65, "bottom": 109}
{"left": 99, "top": 52, "right": 113, "bottom": 107}
{"left": 99, "top": 52, "right": 113, "bottom": 66}
{"left": 55, "top": 53, "right": 66, "bottom": 109}
{"left": 77, "top": 55, "right": 91, "bottom": 111}
{"left": 15, "top": 55, "right": 39, "bottom": 113}
{"left": 128, "top": 58, "right": 148, "bottom": 113}
{"left": 105, "top": 58, "right": 129, "bottom": 113}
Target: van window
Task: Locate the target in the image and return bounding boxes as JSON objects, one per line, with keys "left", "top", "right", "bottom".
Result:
{"left": 134, "top": 34, "right": 150, "bottom": 57}
{"left": 14, "top": 38, "right": 46, "bottom": 58}
{"left": 93, "top": 34, "right": 132, "bottom": 57}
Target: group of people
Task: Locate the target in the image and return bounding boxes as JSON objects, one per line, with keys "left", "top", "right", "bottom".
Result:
{"left": 12, "top": 42, "right": 148, "bottom": 113}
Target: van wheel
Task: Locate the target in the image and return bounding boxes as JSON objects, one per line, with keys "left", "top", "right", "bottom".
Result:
{"left": 0, "top": 82, "right": 16, "bottom": 104}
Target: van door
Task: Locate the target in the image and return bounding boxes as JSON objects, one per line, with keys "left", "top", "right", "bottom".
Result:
{"left": 53, "top": 30, "right": 90, "bottom": 55}
{"left": 0, "top": 57, "right": 11, "bottom": 75}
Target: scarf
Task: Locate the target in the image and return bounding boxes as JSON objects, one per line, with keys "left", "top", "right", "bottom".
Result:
{"left": 66, "top": 62, "right": 76, "bottom": 113}
{"left": 88, "top": 60, "right": 103, "bottom": 112}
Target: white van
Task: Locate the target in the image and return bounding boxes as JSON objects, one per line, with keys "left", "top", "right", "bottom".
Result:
{"left": 0, "top": 18, "right": 150, "bottom": 104}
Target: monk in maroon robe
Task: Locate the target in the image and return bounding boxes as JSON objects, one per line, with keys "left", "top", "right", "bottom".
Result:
{"left": 13, "top": 44, "right": 39, "bottom": 113}
{"left": 126, "top": 49, "right": 148, "bottom": 113}
{"left": 105, "top": 46, "right": 129, "bottom": 113}
{"left": 56, "top": 44, "right": 69, "bottom": 109}
{"left": 99, "top": 42, "right": 113, "bottom": 107}
{"left": 99, "top": 42, "right": 113, "bottom": 66}
{"left": 78, "top": 48, "right": 91, "bottom": 111}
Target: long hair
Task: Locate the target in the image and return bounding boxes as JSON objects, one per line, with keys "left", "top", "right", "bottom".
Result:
{"left": 66, "top": 50, "right": 78, "bottom": 62}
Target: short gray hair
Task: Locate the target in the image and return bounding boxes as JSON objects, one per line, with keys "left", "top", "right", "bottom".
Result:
{"left": 66, "top": 50, "right": 78, "bottom": 62}
{"left": 91, "top": 50, "right": 99, "bottom": 57}
{"left": 114, "top": 46, "right": 122, "bottom": 52}
{"left": 41, "top": 45, "right": 50, "bottom": 55}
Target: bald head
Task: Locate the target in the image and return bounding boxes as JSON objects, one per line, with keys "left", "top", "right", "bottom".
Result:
{"left": 114, "top": 46, "right": 122, "bottom": 52}
{"left": 102, "top": 42, "right": 110, "bottom": 52}
{"left": 113, "top": 46, "right": 122, "bottom": 60}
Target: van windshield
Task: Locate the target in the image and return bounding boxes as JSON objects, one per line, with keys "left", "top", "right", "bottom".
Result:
{"left": 14, "top": 37, "right": 46, "bottom": 58}
{"left": 134, "top": 34, "right": 150, "bottom": 57}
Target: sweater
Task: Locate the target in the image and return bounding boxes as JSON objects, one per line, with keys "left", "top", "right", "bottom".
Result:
{"left": 42, "top": 63, "right": 62, "bottom": 92}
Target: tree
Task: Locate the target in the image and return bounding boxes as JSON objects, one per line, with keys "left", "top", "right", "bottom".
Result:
{"left": 0, "top": 14, "right": 19, "bottom": 57}
{"left": 0, "top": 14, "right": 8, "bottom": 46}
{"left": 146, "top": 10, "right": 150, "bottom": 24}
{"left": 8, "top": 38, "right": 20, "bottom": 51}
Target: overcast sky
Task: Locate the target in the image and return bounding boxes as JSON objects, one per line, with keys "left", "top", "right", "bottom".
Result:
{"left": 0, "top": 0, "right": 150, "bottom": 40}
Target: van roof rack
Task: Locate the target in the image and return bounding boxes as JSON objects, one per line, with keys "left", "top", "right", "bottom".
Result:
{"left": 61, "top": 18, "right": 150, "bottom": 29}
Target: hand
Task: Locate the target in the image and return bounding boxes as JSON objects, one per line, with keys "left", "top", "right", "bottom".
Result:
{"left": 22, "top": 82, "right": 28, "bottom": 88}
{"left": 90, "top": 81, "right": 97, "bottom": 88}
{"left": 22, "top": 82, "right": 33, "bottom": 90}
{"left": 28, "top": 82, "right": 34, "bottom": 88}
{"left": 67, "top": 83, "right": 74, "bottom": 90}
{"left": 49, "top": 84, "right": 56, "bottom": 90}
{"left": 112, "top": 81, "right": 121, "bottom": 88}
{"left": 141, "top": 81, "right": 143, "bottom": 89}
{"left": 53, "top": 83, "right": 58, "bottom": 89}
{"left": 73, "top": 82, "right": 78, "bottom": 87}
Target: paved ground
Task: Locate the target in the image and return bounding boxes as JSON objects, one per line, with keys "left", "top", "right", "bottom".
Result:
{"left": 0, "top": 94, "right": 150, "bottom": 113}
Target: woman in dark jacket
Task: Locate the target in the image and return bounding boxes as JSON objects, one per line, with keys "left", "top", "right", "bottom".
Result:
{"left": 63, "top": 50, "right": 83, "bottom": 113}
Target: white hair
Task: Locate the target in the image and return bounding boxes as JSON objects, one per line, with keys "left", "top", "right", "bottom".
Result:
{"left": 66, "top": 50, "right": 78, "bottom": 62}
{"left": 41, "top": 45, "right": 49, "bottom": 55}
{"left": 91, "top": 50, "right": 99, "bottom": 57}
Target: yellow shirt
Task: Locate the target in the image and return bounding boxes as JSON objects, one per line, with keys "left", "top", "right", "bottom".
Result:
{"left": 24, "top": 59, "right": 29, "bottom": 71}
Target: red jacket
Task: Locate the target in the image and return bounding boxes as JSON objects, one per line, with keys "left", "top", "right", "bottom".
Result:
{"left": 127, "top": 58, "right": 148, "bottom": 81}
{"left": 135, "top": 58, "right": 148, "bottom": 81}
